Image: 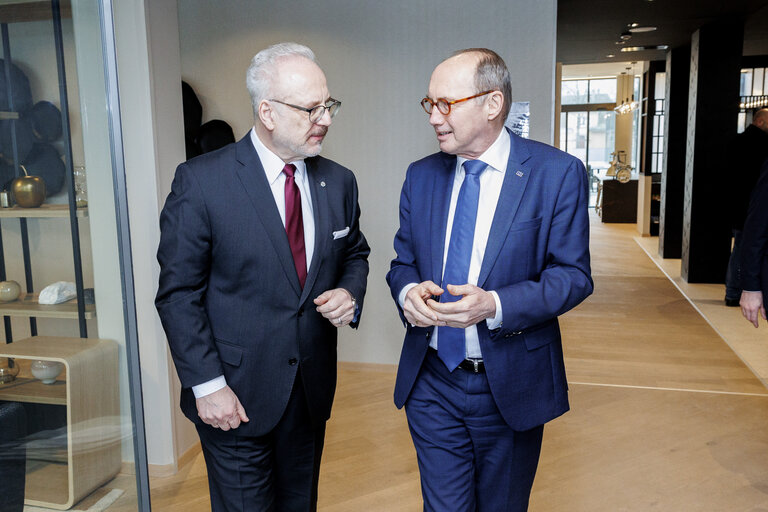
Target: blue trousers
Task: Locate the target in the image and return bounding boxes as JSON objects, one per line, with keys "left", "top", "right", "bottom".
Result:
{"left": 405, "top": 349, "right": 544, "bottom": 512}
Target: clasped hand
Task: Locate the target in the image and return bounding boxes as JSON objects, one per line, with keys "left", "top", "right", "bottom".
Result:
{"left": 403, "top": 280, "right": 496, "bottom": 328}
{"left": 315, "top": 288, "right": 356, "bottom": 327}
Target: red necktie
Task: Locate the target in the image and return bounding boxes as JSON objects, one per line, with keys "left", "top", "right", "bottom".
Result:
{"left": 283, "top": 164, "right": 307, "bottom": 288}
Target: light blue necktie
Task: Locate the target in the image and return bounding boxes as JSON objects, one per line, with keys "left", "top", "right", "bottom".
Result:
{"left": 437, "top": 159, "right": 486, "bottom": 371}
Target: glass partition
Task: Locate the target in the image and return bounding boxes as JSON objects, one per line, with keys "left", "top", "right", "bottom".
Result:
{"left": 0, "top": 1, "right": 148, "bottom": 510}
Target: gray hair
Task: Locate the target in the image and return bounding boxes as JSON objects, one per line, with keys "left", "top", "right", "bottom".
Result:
{"left": 246, "top": 42, "right": 316, "bottom": 118}
{"left": 452, "top": 48, "right": 512, "bottom": 124}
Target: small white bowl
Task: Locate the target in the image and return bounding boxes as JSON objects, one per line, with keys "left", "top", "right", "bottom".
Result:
{"left": 30, "top": 360, "right": 63, "bottom": 384}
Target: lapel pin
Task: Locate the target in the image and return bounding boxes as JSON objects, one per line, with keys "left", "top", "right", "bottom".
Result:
{"left": 320, "top": 181, "right": 326, "bottom": 187}
{"left": 516, "top": 170, "right": 524, "bottom": 177}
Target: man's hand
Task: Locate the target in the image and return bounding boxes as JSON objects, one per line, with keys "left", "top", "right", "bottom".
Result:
{"left": 315, "top": 288, "right": 356, "bottom": 327}
{"left": 427, "top": 284, "right": 496, "bottom": 329}
{"left": 740, "top": 290, "right": 766, "bottom": 328}
{"left": 196, "top": 385, "right": 249, "bottom": 431}
{"left": 403, "top": 280, "right": 445, "bottom": 327}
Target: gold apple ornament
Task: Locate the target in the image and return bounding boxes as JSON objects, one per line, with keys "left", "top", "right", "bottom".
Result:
{"left": 11, "top": 164, "right": 46, "bottom": 208}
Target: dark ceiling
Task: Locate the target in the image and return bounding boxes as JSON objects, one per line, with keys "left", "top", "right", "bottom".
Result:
{"left": 557, "top": 0, "right": 768, "bottom": 65}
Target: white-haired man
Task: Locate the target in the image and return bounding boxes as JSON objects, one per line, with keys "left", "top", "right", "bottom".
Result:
{"left": 156, "top": 42, "right": 369, "bottom": 511}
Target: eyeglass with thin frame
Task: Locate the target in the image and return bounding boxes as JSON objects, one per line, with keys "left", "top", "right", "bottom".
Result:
{"left": 420, "top": 90, "right": 495, "bottom": 115}
{"left": 269, "top": 98, "right": 342, "bottom": 123}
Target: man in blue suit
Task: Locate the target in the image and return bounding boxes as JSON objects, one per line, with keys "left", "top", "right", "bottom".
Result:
{"left": 156, "top": 43, "right": 369, "bottom": 511}
{"left": 387, "top": 48, "right": 592, "bottom": 511}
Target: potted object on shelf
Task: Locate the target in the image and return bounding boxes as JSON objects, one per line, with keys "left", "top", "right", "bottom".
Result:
{"left": 11, "top": 164, "right": 46, "bottom": 208}
{"left": 30, "top": 360, "right": 63, "bottom": 384}
{"left": 0, "top": 280, "right": 20, "bottom": 302}
{"left": 0, "top": 357, "right": 20, "bottom": 383}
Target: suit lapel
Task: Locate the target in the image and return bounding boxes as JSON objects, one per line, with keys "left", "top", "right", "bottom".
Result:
{"left": 300, "top": 157, "right": 328, "bottom": 305}
{"left": 234, "top": 136, "right": 302, "bottom": 297}
{"left": 477, "top": 132, "right": 533, "bottom": 287}
{"left": 430, "top": 153, "right": 456, "bottom": 286}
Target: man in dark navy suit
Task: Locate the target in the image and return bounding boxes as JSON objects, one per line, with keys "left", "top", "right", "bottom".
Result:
{"left": 740, "top": 158, "right": 768, "bottom": 328}
{"left": 156, "top": 42, "right": 369, "bottom": 511}
{"left": 387, "top": 48, "right": 592, "bottom": 511}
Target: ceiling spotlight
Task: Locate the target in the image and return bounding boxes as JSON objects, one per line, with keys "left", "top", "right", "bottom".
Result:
{"left": 615, "top": 40, "right": 626, "bottom": 45}
{"left": 606, "top": 54, "right": 616, "bottom": 58}
{"left": 619, "top": 32, "right": 633, "bottom": 41}
{"left": 629, "top": 26, "right": 658, "bottom": 33}
{"left": 629, "top": 22, "right": 639, "bottom": 28}
{"left": 620, "top": 45, "right": 669, "bottom": 52}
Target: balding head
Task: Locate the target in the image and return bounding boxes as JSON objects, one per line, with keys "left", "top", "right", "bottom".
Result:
{"left": 752, "top": 108, "right": 768, "bottom": 134}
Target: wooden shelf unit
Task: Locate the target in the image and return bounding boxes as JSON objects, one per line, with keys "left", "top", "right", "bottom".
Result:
{"left": 0, "top": 336, "right": 120, "bottom": 510}
{"left": 0, "top": 204, "right": 88, "bottom": 218}
{"left": 0, "top": 293, "right": 95, "bottom": 320}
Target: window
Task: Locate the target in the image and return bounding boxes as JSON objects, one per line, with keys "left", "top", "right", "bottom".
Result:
{"left": 562, "top": 78, "right": 616, "bottom": 105}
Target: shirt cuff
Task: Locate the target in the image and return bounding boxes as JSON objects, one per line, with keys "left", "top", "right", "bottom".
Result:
{"left": 192, "top": 375, "right": 227, "bottom": 398}
{"left": 486, "top": 291, "right": 503, "bottom": 329}
{"left": 398, "top": 283, "right": 419, "bottom": 308}
{"left": 352, "top": 301, "right": 360, "bottom": 323}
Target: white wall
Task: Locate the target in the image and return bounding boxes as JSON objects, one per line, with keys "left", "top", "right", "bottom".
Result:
{"left": 112, "top": 0, "right": 195, "bottom": 468}
{"left": 178, "top": 0, "right": 558, "bottom": 365}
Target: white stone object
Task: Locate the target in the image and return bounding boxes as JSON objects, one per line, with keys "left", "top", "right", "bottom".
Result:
{"left": 38, "top": 281, "right": 77, "bottom": 304}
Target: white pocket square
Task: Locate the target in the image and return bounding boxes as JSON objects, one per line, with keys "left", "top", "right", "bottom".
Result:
{"left": 332, "top": 227, "right": 350, "bottom": 240}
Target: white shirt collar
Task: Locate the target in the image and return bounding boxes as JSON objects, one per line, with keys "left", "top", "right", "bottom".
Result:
{"left": 456, "top": 127, "right": 510, "bottom": 174}
{"left": 249, "top": 127, "right": 307, "bottom": 185}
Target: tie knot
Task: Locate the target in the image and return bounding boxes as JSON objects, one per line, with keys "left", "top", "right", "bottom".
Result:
{"left": 283, "top": 163, "right": 297, "bottom": 178}
{"left": 462, "top": 159, "right": 486, "bottom": 176}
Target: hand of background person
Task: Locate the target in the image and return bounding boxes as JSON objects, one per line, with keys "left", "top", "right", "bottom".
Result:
{"left": 740, "top": 290, "right": 766, "bottom": 328}
{"left": 315, "top": 288, "right": 356, "bottom": 327}
{"left": 196, "top": 385, "right": 249, "bottom": 431}
{"left": 427, "top": 284, "right": 496, "bottom": 329}
{"left": 402, "top": 280, "right": 445, "bottom": 327}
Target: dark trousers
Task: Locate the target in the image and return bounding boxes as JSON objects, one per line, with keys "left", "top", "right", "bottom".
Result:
{"left": 196, "top": 370, "right": 325, "bottom": 512}
{"left": 405, "top": 350, "right": 544, "bottom": 512}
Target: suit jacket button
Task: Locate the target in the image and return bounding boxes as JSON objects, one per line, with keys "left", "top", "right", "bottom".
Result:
{"left": 426, "top": 332, "right": 431, "bottom": 339}
{"left": 297, "top": 309, "right": 304, "bottom": 317}
{"left": 288, "top": 358, "right": 298, "bottom": 366}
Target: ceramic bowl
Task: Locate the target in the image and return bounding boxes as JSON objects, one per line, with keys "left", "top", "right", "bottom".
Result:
{"left": 30, "top": 360, "right": 63, "bottom": 384}
{"left": 0, "top": 280, "right": 21, "bottom": 302}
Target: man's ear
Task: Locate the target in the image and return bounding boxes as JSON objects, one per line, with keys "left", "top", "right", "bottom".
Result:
{"left": 486, "top": 91, "right": 505, "bottom": 122}
{"left": 258, "top": 100, "right": 276, "bottom": 130}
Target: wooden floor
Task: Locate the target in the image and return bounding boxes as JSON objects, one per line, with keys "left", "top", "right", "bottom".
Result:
{"left": 102, "top": 213, "right": 768, "bottom": 511}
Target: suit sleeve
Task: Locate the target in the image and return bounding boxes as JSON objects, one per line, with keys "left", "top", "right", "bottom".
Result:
{"left": 740, "top": 162, "right": 768, "bottom": 291}
{"left": 386, "top": 163, "right": 423, "bottom": 325}
{"left": 335, "top": 171, "right": 370, "bottom": 328}
{"left": 492, "top": 158, "right": 593, "bottom": 334}
{"left": 155, "top": 162, "right": 223, "bottom": 388}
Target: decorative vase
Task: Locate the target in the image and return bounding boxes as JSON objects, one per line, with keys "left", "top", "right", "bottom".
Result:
{"left": 30, "top": 360, "right": 63, "bottom": 384}
{"left": 11, "top": 164, "right": 46, "bottom": 208}
{"left": 0, "top": 280, "right": 21, "bottom": 302}
{"left": 0, "top": 357, "right": 20, "bottom": 384}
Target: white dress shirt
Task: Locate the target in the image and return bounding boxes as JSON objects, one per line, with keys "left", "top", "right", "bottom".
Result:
{"left": 399, "top": 128, "right": 510, "bottom": 359}
{"left": 192, "top": 128, "right": 316, "bottom": 398}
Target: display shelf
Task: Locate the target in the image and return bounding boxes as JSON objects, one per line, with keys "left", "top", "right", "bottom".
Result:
{"left": 0, "top": 376, "right": 65, "bottom": 404}
{"left": 0, "top": 336, "right": 120, "bottom": 510}
{"left": 0, "top": 293, "right": 95, "bottom": 319}
{"left": 0, "top": 204, "right": 88, "bottom": 218}
{"left": 0, "top": 1, "right": 71, "bottom": 24}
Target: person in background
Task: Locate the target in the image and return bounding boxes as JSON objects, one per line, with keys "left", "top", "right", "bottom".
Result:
{"left": 740, "top": 158, "right": 768, "bottom": 327}
{"left": 387, "top": 48, "right": 593, "bottom": 511}
{"left": 156, "top": 42, "right": 369, "bottom": 511}
{"left": 724, "top": 108, "right": 768, "bottom": 307}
